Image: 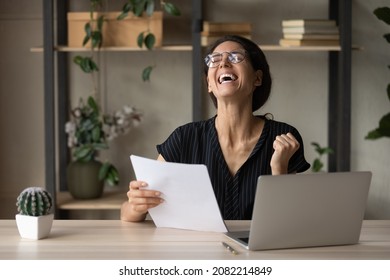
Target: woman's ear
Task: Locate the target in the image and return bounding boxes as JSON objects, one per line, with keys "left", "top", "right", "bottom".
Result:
{"left": 207, "top": 77, "right": 212, "bottom": 92}
{"left": 254, "top": 70, "right": 263, "bottom": 86}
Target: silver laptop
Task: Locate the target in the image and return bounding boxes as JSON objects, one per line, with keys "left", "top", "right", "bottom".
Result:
{"left": 225, "top": 171, "right": 372, "bottom": 251}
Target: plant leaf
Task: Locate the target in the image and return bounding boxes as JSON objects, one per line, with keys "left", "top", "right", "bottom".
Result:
{"left": 117, "top": 11, "right": 128, "bottom": 20}
{"left": 107, "top": 165, "right": 119, "bottom": 186}
{"left": 322, "top": 147, "right": 334, "bottom": 154}
{"left": 144, "top": 33, "right": 156, "bottom": 50}
{"left": 163, "top": 2, "right": 181, "bottom": 16}
{"left": 142, "top": 65, "right": 153, "bottom": 81}
{"left": 312, "top": 159, "right": 323, "bottom": 173}
{"left": 310, "top": 142, "right": 321, "bottom": 153}
{"left": 73, "top": 56, "right": 83, "bottom": 65}
{"left": 98, "top": 162, "right": 110, "bottom": 181}
{"left": 365, "top": 129, "right": 383, "bottom": 140}
{"left": 91, "top": 0, "right": 103, "bottom": 10}
{"left": 91, "top": 126, "right": 101, "bottom": 142}
{"left": 378, "top": 112, "right": 390, "bottom": 137}
{"left": 387, "top": 84, "right": 390, "bottom": 101}
{"left": 99, "top": 163, "right": 119, "bottom": 186}
{"left": 87, "top": 96, "right": 99, "bottom": 114}
{"left": 133, "top": 0, "right": 146, "bottom": 17}
{"left": 82, "top": 34, "right": 90, "bottom": 46}
{"left": 91, "top": 31, "right": 103, "bottom": 48}
{"left": 145, "top": 0, "right": 155, "bottom": 16}
{"left": 97, "top": 15, "right": 105, "bottom": 31}
{"left": 137, "top": 32, "right": 144, "bottom": 48}
{"left": 74, "top": 146, "right": 93, "bottom": 161}
{"left": 84, "top": 22, "right": 92, "bottom": 38}
{"left": 82, "top": 58, "right": 92, "bottom": 72}
{"left": 117, "top": 2, "right": 131, "bottom": 20}
{"left": 384, "top": 33, "right": 390, "bottom": 43}
{"left": 73, "top": 56, "right": 98, "bottom": 73}
{"left": 92, "top": 143, "right": 109, "bottom": 150}
{"left": 73, "top": 56, "right": 97, "bottom": 73}
{"left": 89, "top": 59, "right": 99, "bottom": 72}
{"left": 106, "top": 173, "right": 115, "bottom": 186}
{"left": 374, "top": 7, "right": 390, "bottom": 25}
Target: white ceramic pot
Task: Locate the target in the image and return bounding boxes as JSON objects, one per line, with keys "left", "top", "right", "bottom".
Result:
{"left": 15, "top": 214, "right": 54, "bottom": 240}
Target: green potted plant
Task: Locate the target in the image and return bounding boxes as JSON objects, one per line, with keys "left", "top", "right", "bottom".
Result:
{"left": 66, "top": 1, "right": 179, "bottom": 198}
{"left": 15, "top": 187, "right": 54, "bottom": 240}
{"left": 311, "top": 142, "right": 334, "bottom": 172}
{"left": 65, "top": 96, "right": 142, "bottom": 199}
{"left": 366, "top": 6, "right": 390, "bottom": 140}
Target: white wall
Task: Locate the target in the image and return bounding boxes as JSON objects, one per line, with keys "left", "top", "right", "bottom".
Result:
{"left": 0, "top": 0, "right": 45, "bottom": 218}
{"left": 0, "top": 0, "right": 389, "bottom": 219}
{"left": 351, "top": 0, "right": 390, "bottom": 219}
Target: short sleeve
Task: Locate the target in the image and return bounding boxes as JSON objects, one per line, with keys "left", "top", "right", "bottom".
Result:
{"left": 288, "top": 127, "right": 311, "bottom": 173}
{"left": 156, "top": 127, "right": 182, "bottom": 162}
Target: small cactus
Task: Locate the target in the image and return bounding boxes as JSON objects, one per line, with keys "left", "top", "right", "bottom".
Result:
{"left": 16, "top": 187, "right": 53, "bottom": 216}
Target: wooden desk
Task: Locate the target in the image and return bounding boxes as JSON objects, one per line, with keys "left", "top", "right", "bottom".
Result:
{"left": 1, "top": 220, "right": 390, "bottom": 260}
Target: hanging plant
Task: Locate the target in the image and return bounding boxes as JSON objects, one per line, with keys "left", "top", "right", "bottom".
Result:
{"left": 117, "top": 0, "right": 181, "bottom": 81}
{"left": 73, "top": 0, "right": 104, "bottom": 75}
{"left": 365, "top": 6, "right": 390, "bottom": 140}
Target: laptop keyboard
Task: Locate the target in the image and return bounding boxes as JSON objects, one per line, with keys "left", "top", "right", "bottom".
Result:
{"left": 238, "top": 237, "right": 249, "bottom": 244}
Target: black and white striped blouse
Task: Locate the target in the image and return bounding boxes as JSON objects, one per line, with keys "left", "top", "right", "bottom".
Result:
{"left": 157, "top": 115, "right": 310, "bottom": 220}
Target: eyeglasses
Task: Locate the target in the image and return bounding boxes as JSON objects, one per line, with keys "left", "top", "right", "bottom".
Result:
{"left": 204, "top": 50, "right": 246, "bottom": 68}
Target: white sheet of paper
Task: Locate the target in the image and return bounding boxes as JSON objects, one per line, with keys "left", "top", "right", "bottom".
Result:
{"left": 130, "top": 155, "right": 227, "bottom": 232}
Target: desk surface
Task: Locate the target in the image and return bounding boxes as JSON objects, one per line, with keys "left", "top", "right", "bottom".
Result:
{"left": 1, "top": 220, "right": 390, "bottom": 260}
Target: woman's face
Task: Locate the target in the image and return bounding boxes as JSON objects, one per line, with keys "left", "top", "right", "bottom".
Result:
{"left": 206, "top": 41, "right": 262, "bottom": 107}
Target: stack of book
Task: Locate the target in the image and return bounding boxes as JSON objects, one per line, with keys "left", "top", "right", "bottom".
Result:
{"left": 201, "top": 21, "right": 252, "bottom": 46}
{"left": 279, "top": 19, "right": 339, "bottom": 47}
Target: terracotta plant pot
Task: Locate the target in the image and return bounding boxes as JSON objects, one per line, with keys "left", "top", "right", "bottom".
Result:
{"left": 67, "top": 11, "right": 163, "bottom": 47}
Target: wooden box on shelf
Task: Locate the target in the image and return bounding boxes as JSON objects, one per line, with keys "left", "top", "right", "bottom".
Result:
{"left": 67, "top": 11, "right": 163, "bottom": 48}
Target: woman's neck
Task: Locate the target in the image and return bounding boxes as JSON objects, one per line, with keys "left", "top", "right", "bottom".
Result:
{"left": 214, "top": 105, "right": 265, "bottom": 176}
{"left": 215, "top": 105, "right": 261, "bottom": 143}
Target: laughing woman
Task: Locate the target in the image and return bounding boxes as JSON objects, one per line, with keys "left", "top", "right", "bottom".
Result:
{"left": 121, "top": 35, "right": 310, "bottom": 222}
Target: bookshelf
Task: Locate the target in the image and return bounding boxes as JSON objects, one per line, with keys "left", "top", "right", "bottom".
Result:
{"left": 31, "top": 45, "right": 193, "bottom": 52}
{"left": 41, "top": 0, "right": 352, "bottom": 217}
{"left": 32, "top": 44, "right": 346, "bottom": 53}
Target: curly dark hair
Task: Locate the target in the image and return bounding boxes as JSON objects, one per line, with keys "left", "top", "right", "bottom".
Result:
{"left": 203, "top": 35, "right": 272, "bottom": 112}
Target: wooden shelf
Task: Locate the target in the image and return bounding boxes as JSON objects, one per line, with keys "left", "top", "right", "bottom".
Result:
{"left": 57, "top": 189, "right": 126, "bottom": 210}
{"left": 31, "top": 44, "right": 349, "bottom": 53}
{"left": 261, "top": 45, "right": 342, "bottom": 51}
{"left": 31, "top": 45, "right": 193, "bottom": 52}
